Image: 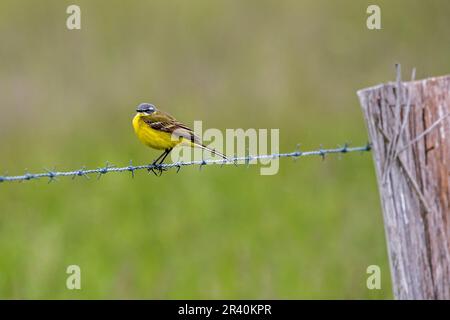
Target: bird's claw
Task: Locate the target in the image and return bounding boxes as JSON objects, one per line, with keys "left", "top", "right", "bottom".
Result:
{"left": 148, "top": 163, "right": 168, "bottom": 176}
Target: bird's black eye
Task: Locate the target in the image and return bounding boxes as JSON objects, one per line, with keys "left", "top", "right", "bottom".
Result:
{"left": 137, "top": 103, "right": 155, "bottom": 113}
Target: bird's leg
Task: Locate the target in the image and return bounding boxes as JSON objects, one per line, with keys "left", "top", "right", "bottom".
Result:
{"left": 155, "top": 148, "right": 173, "bottom": 176}
{"left": 154, "top": 150, "right": 169, "bottom": 164}
{"left": 149, "top": 148, "right": 173, "bottom": 176}
{"left": 149, "top": 150, "right": 169, "bottom": 175}
{"left": 157, "top": 148, "right": 172, "bottom": 164}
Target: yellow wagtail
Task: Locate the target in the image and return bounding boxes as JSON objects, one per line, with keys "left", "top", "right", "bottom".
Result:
{"left": 132, "top": 103, "right": 227, "bottom": 175}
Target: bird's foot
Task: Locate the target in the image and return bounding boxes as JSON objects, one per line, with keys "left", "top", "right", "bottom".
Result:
{"left": 148, "top": 162, "right": 168, "bottom": 176}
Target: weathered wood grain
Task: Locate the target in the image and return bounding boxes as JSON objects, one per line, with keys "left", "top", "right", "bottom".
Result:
{"left": 358, "top": 74, "right": 450, "bottom": 299}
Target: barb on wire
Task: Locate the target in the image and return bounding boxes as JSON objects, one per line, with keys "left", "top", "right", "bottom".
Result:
{"left": 0, "top": 143, "right": 371, "bottom": 183}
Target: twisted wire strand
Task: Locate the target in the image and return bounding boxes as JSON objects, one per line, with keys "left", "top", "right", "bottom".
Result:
{"left": 0, "top": 143, "right": 371, "bottom": 183}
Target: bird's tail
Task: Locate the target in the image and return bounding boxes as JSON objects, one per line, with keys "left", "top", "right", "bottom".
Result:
{"left": 195, "top": 143, "right": 229, "bottom": 161}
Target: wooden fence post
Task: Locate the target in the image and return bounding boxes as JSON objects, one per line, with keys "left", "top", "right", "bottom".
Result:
{"left": 357, "top": 68, "right": 450, "bottom": 299}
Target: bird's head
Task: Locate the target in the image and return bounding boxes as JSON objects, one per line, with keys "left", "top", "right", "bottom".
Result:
{"left": 136, "top": 103, "right": 156, "bottom": 116}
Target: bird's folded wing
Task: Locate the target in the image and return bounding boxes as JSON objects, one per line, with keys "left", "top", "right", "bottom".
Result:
{"left": 143, "top": 118, "right": 200, "bottom": 144}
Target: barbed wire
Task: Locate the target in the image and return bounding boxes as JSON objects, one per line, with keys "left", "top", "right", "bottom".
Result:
{"left": 0, "top": 143, "right": 371, "bottom": 183}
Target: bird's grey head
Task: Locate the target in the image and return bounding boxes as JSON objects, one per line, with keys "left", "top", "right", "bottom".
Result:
{"left": 136, "top": 103, "right": 156, "bottom": 114}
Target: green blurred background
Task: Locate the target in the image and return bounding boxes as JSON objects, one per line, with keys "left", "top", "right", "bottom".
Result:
{"left": 1, "top": 0, "right": 449, "bottom": 299}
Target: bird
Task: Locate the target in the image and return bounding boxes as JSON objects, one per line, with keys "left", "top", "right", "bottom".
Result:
{"left": 132, "top": 103, "right": 227, "bottom": 175}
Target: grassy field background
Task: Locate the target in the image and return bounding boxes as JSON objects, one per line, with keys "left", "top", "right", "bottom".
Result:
{"left": 1, "top": 0, "right": 450, "bottom": 299}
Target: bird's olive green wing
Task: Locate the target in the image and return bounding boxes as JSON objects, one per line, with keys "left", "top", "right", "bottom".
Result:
{"left": 142, "top": 111, "right": 200, "bottom": 144}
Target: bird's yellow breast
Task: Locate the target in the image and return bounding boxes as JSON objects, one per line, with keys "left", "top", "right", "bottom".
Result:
{"left": 132, "top": 114, "right": 180, "bottom": 150}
